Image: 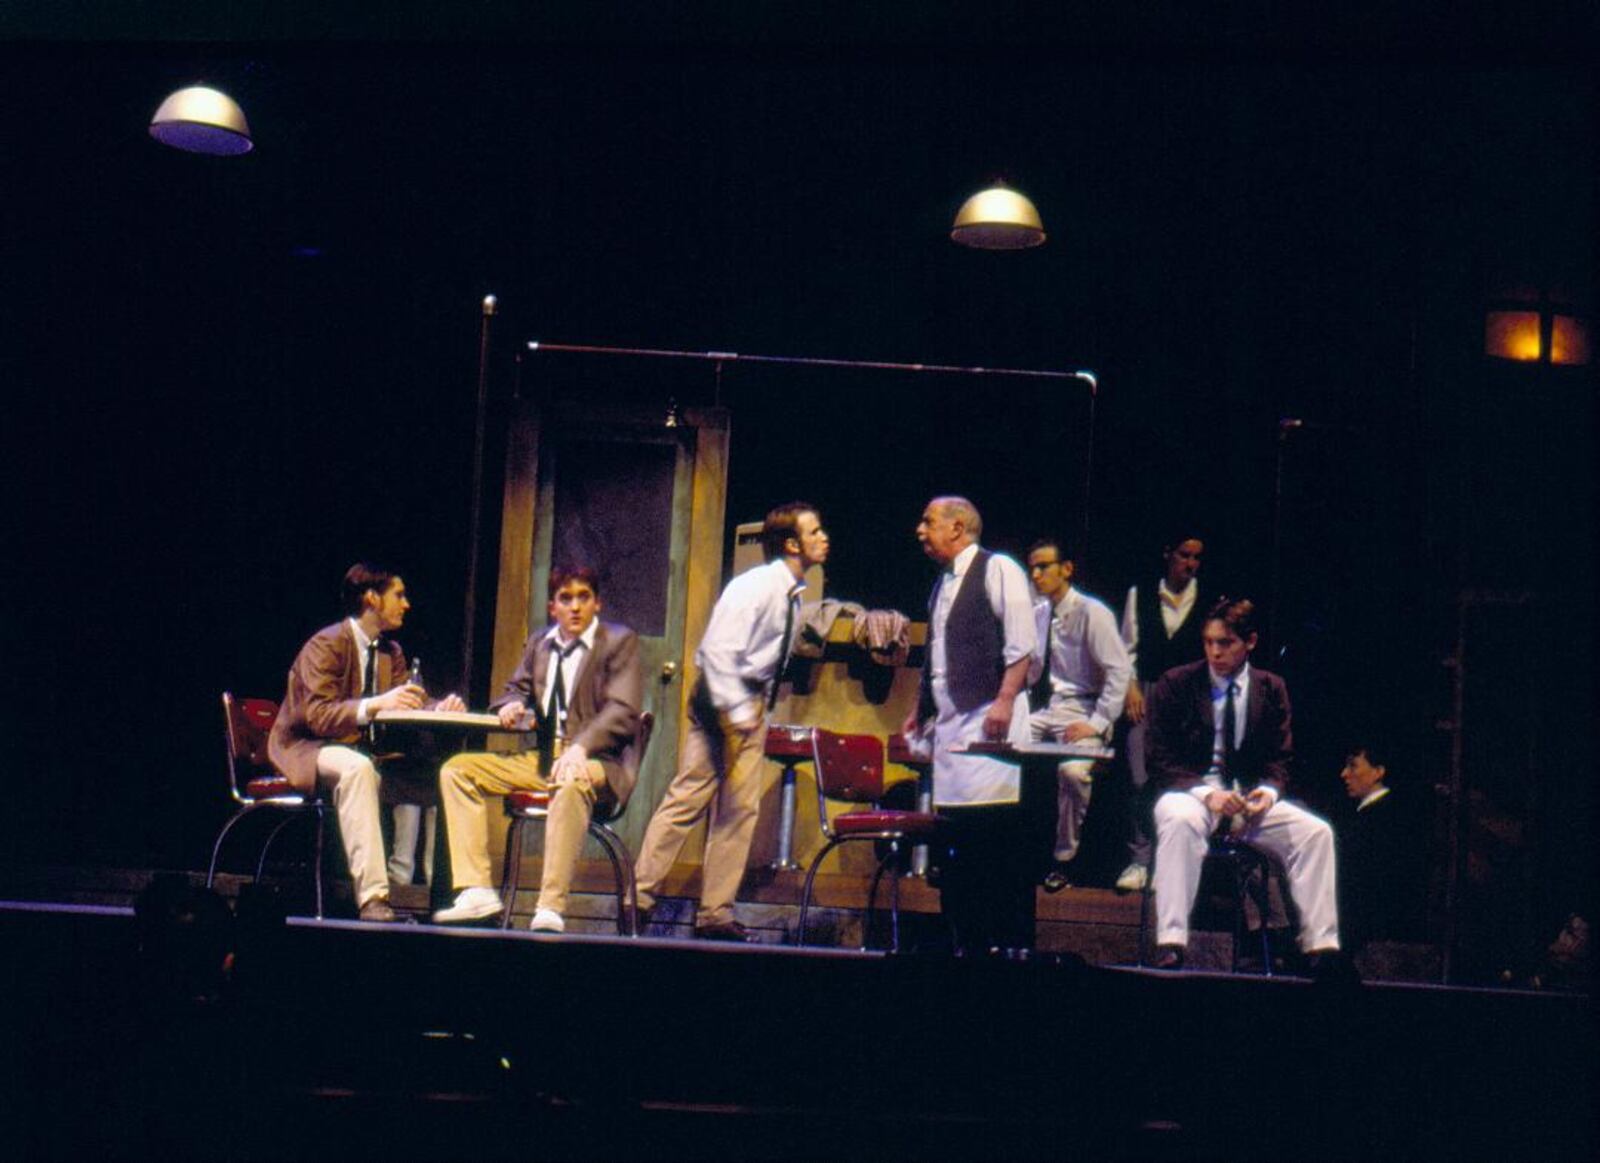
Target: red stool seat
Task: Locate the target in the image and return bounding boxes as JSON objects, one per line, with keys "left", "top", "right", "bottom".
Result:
{"left": 764, "top": 725, "right": 815, "bottom": 760}
{"left": 243, "top": 776, "right": 302, "bottom": 800}
{"left": 505, "top": 790, "right": 553, "bottom": 813}
{"left": 832, "top": 810, "right": 940, "bottom": 836}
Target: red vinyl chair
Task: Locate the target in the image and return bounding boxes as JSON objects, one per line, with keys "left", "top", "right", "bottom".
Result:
{"left": 796, "top": 728, "right": 941, "bottom": 952}
{"left": 499, "top": 711, "right": 654, "bottom": 936}
{"left": 207, "top": 693, "right": 327, "bottom": 918}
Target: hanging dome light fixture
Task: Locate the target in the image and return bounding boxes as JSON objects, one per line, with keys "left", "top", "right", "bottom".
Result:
{"left": 950, "top": 181, "right": 1046, "bottom": 250}
{"left": 149, "top": 85, "right": 253, "bottom": 156}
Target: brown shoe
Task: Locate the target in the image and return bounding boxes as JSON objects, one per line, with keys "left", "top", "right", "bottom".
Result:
{"left": 694, "top": 918, "right": 754, "bottom": 942}
{"left": 359, "top": 898, "right": 399, "bottom": 923}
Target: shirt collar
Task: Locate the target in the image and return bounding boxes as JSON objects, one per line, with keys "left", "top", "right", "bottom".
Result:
{"left": 545, "top": 618, "right": 600, "bottom": 652}
{"left": 1210, "top": 662, "right": 1251, "bottom": 694}
{"left": 949, "top": 542, "right": 980, "bottom": 578}
{"left": 1357, "top": 785, "right": 1391, "bottom": 812}
{"left": 1051, "top": 586, "right": 1079, "bottom": 618}
{"left": 1158, "top": 577, "right": 1197, "bottom": 607}
{"left": 349, "top": 617, "right": 376, "bottom": 652}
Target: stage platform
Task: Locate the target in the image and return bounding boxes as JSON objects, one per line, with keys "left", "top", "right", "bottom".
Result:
{"left": 2, "top": 870, "right": 1591, "bottom": 1161}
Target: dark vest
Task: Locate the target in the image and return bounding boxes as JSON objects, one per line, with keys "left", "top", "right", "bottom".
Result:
{"left": 1134, "top": 581, "right": 1206, "bottom": 683}
{"left": 921, "top": 548, "right": 1006, "bottom": 718}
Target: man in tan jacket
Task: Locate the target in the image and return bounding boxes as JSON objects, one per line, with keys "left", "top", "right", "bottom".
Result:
{"left": 268, "top": 562, "right": 464, "bottom": 922}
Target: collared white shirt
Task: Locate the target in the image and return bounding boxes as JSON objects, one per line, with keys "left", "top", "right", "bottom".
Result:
{"left": 926, "top": 542, "right": 1037, "bottom": 807}
{"left": 1357, "top": 785, "right": 1391, "bottom": 812}
{"left": 541, "top": 617, "right": 599, "bottom": 723}
{"left": 696, "top": 557, "right": 805, "bottom": 727}
{"left": 1120, "top": 577, "right": 1199, "bottom": 671}
{"left": 928, "top": 542, "right": 1036, "bottom": 682}
{"left": 1193, "top": 662, "right": 1276, "bottom": 806}
{"left": 1030, "top": 586, "right": 1132, "bottom": 734}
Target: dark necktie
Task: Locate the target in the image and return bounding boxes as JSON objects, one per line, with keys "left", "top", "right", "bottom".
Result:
{"left": 1031, "top": 610, "right": 1054, "bottom": 706}
{"left": 767, "top": 592, "right": 798, "bottom": 711}
{"left": 1222, "top": 680, "right": 1240, "bottom": 781}
{"left": 550, "top": 640, "right": 581, "bottom": 733}
{"left": 363, "top": 639, "right": 379, "bottom": 744}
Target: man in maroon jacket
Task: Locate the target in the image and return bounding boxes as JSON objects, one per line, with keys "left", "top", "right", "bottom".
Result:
{"left": 1145, "top": 598, "right": 1339, "bottom": 969}
{"left": 267, "top": 563, "right": 463, "bottom": 922}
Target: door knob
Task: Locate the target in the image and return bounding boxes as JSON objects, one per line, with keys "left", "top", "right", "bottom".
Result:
{"left": 660, "top": 661, "right": 678, "bottom": 682}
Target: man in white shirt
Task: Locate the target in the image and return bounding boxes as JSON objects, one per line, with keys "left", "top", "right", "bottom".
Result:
{"left": 1025, "top": 538, "right": 1132, "bottom": 891}
{"left": 902, "top": 496, "right": 1038, "bottom": 954}
{"left": 1116, "top": 534, "right": 1208, "bottom": 892}
{"left": 633, "top": 502, "right": 830, "bottom": 941}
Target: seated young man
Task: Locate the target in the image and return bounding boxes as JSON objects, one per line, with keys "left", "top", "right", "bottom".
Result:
{"left": 433, "top": 565, "right": 642, "bottom": 932}
{"left": 1145, "top": 598, "right": 1340, "bottom": 970}
{"left": 267, "top": 562, "right": 466, "bottom": 922}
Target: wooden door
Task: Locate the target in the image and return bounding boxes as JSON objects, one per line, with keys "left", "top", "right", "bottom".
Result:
{"left": 490, "top": 401, "right": 730, "bottom": 855}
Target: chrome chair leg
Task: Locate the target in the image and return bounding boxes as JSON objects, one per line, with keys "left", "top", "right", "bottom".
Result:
{"left": 206, "top": 806, "right": 256, "bottom": 888}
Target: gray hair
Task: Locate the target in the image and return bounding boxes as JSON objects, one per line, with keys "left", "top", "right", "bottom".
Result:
{"left": 930, "top": 495, "right": 982, "bottom": 539}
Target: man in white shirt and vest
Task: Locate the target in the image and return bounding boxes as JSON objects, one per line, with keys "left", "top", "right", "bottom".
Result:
{"left": 903, "top": 496, "right": 1038, "bottom": 955}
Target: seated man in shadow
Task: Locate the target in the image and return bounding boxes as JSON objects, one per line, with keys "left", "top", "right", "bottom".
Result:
{"left": 1336, "top": 742, "right": 1426, "bottom": 954}
{"left": 1146, "top": 598, "right": 1341, "bottom": 971}
{"left": 433, "top": 564, "right": 642, "bottom": 933}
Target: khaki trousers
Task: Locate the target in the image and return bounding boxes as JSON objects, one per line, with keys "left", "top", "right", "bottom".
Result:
{"left": 315, "top": 745, "right": 391, "bottom": 908}
{"left": 633, "top": 705, "right": 769, "bottom": 927}
{"left": 440, "top": 750, "right": 606, "bottom": 916}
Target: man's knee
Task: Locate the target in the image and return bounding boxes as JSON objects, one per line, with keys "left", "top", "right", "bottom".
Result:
{"left": 1154, "top": 793, "right": 1207, "bottom": 837}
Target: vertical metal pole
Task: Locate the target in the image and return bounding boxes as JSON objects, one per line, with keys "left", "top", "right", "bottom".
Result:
{"left": 460, "top": 294, "right": 497, "bottom": 699}
{"left": 911, "top": 770, "right": 934, "bottom": 877}
{"left": 772, "top": 764, "right": 800, "bottom": 871}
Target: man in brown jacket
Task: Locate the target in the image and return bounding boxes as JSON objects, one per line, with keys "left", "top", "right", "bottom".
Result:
{"left": 267, "top": 562, "right": 464, "bottom": 922}
{"left": 434, "top": 564, "right": 642, "bottom": 933}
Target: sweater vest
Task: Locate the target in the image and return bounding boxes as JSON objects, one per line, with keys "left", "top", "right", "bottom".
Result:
{"left": 921, "top": 549, "right": 1006, "bottom": 717}
{"left": 1134, "top": 582, "right": 1206, "bottom": 682}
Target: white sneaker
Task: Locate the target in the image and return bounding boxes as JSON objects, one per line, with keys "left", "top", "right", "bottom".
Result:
{"left": 1116, "top": 863, "right": 1150, "bottom": 893}
{"left": 431, "top": 886, "right": 503, "bottom": 923}
{"left": 530, "top": 908, "right": 565, "bottom": 933}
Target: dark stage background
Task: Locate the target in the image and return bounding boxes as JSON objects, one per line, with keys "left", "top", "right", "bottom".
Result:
{"left": 0, "top": 25, "right": 1590, "bottom": 980}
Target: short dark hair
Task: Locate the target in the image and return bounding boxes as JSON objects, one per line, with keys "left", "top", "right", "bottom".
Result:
{"left": 548, "top": 563, "right": 601, "bottom": 598}
{"left": 1027, "top": 538, "right": 1074, "bottom": 564}
{"left": 1164, "top": 532, "right": 1205, "bottom": 554}
{"left": 761, "top": 501, "right": 819, "bottom": 561}
{"left": 1346, "top": 743, "right": 1391, "bottom": 771}
{"left": 342, "top": 562, "right": 400, "bottom": 617}
{"left": 1205, "top": 596, "right": 1259, "bottom": 640}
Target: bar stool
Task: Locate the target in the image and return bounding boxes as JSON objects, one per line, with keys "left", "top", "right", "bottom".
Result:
{"left": 764, "top": 724, "right": 814, "bottom": 871}
{"left": 1138, "top": 833, "right": 1276, "bottom": 973}
{"left": 498, "top": 711, "right": 653, "bottom": 936}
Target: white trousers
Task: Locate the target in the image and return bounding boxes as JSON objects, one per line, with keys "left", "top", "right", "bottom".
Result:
{"left": 1151, "top": 789, "right": 1340, "bottom": 952}
{"left": 1027, "top": 700, "right": 1103, "bottom": 862}
{"left": 315, "top": 745, "right": 390, "bottom": 908}
{"left": 388, "top": 804, "right": 437, "bottom": 886}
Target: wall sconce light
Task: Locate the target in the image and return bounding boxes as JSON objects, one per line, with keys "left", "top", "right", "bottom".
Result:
{"left": 1485, "top": 288, "right": 1590, "bottom": 366}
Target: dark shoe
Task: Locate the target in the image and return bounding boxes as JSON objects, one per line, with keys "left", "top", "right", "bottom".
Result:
{"left": 1307, "top": 949, "right": 1361, "bottom": 986}
{"left": 1042, "top": 868, "right": 1073, "bottom": 894}
{"left": 1152, "top": 945, "right": 1185, "bottom": 971}
{"left": 694, "top": 918, "right": 754, "bottom": 942}
{"left": 359, "top": 898, "right": 399, "bottom": 923}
